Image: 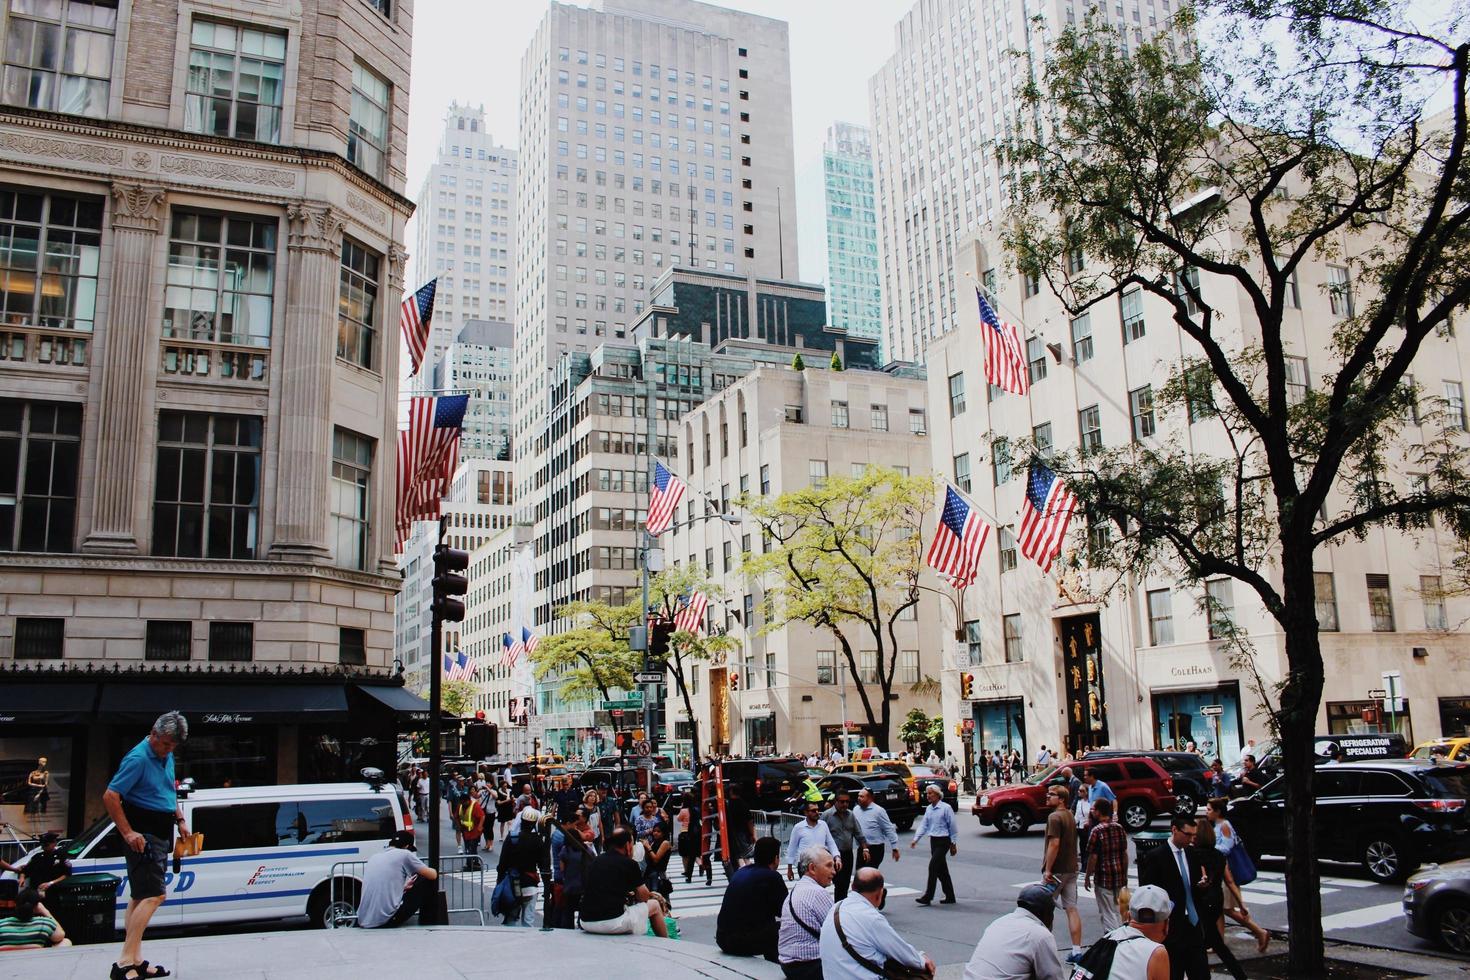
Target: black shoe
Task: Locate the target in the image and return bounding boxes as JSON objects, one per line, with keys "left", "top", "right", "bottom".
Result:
{"left": 940, "top": 898, "right": 957, "bottom": 904}
{"left": 915, "top": 897, "right": 932, "bottom": 906}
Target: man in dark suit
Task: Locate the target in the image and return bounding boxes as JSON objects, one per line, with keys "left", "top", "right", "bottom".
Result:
{"left": 1138, "top": 814, "right": 1210, "bottom": 980}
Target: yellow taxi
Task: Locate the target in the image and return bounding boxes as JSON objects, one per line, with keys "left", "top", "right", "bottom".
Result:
{"left": 1410, "top": 738, "right": 1470, "bottom": 762}
{"left": 833, "top": 759, "right": 918, "bottom": 801}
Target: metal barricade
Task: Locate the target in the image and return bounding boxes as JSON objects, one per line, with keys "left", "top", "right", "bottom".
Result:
{"left": 327, "top": 855, "right": 487, "bottom": 929}
{"left": 752, "top": 809, "right": 803, "bottom": 849}
{"left": 327, "top": 861, "right": 367, "bottom": 929}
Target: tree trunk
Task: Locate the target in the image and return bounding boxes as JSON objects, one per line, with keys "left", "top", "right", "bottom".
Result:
{"left": 670, "top": 649, "right": 701, "bottom": 766}
{"left": 1278, "top": 548, "right": 1327, "bottom": 974}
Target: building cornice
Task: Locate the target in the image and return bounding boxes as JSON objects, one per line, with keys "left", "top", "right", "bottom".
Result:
{"left": 0, "top": 662, "right": 400, "bottom": 683}
{"left": 0, "top": 553, "right": 400, "bottom": 590}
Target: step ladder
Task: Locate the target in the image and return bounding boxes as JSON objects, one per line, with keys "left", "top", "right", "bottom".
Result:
{"left": 697, "top": 761, "right": 730, "bottom": 866}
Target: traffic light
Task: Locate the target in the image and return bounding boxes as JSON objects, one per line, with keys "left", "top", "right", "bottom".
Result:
{"left": 729, "top": 671, "right": 740, "bottom": 692}
{"left": 650, "top": 620, "right": 674, "bottom": 661}
{"left": 432, "top": 543, "right": 470, "bottom": 623}
{"left": 959, "top": 672, "right": 974, "bottom": 700}
{"left": 615, "top": 731, "right": 632, "bottom": 751}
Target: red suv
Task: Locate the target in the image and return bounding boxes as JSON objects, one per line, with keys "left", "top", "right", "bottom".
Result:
{"left": 972, "top": 757, "right": 1177, "bottom": 835}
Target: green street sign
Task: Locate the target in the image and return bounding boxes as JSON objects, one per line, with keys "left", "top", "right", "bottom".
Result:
{"left": 602, "top": 693, "right": 645, "bottom": 710}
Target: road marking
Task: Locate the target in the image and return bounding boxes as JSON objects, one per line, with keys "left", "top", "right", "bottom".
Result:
{"left": 1320, "top": 901, "right": 1406, "bottom": 931}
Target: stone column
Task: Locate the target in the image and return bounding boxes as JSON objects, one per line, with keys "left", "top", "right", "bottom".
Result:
{"left": 269, "top": 204, "right": 343, "bottom": 560}
{"left": 82, "top": 183, "right": 166, "bottom": 554}
{"left": 377, "top": 242, "right": 407, "bottom": 576}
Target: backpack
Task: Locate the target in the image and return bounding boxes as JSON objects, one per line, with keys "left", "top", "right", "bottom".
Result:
{"left": 1068, "top": 933, "right": 1146, "bottom": 980}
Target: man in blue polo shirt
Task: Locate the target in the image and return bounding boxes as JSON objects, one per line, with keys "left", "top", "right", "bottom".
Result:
{"left": 102, "top": 711, "right": 188, "bottom": 980}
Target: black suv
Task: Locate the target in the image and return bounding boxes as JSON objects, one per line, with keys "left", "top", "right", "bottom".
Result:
{"left": 1084, "top": 750, "right": 1214, "bottom": 816}
{"left": 1228, "top": 759, "right": 1470, "bottom": 882}
{"left": 811, "top": 772, "right": 922, "bottom": 831}
{"left": 719, "top": 757, "right": 808, "bottom": 811}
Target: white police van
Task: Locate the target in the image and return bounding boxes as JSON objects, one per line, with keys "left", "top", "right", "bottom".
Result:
{"left": 25, "top": 769, "right": 410, "bottom": 930}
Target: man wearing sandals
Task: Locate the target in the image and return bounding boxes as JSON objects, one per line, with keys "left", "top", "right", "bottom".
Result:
{"left": 102, "top": 711, "right": 189, "bottom": 980}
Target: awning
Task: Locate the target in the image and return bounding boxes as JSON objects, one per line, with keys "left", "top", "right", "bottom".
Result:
{"left": 0, "top": 683, "right": 99, "bottom": 726}
{"left": 352, "top": 684, "right": 432, "bottom": 728}
{"left": 96, "top": 683, "right": 349, "bottom": 725}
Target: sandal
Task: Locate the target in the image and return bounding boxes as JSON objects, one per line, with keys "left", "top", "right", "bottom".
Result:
{"left": 137, "top": 963, "right": 171, "bottom": 978}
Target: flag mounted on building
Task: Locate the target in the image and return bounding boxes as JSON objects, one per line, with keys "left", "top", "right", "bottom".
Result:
{"left": 925, "top": 484, "right": 992, "bottom": 588}
{"left": 647, "top": 458, "right": 686, "bottom": 536}
{"left": 977, "top": 289, "right": 1029, "bottom": 396}
{"left": 500, "top": 631, "right": 525, "bottom": 668}
{"left": 673, "top": 591, "right": 709, "bottom": 635}
{"left": 395, "top": 393, "right": 470, "bottom": 551}
{"left": 443, "top": 650, "right": 474, "bottom": 682}
{"left": 521, "top": 626, "right": 540, "bottom": 657}
{"left": 400, "top": 278, "right": 438, "bottom": 377}
{"left": 1017, "top": 462, "right": 1078, "bottom": 574}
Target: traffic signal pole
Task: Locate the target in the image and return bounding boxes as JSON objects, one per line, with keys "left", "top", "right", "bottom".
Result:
{"left": 428, "top": 521, "right": 470, "bottom": 923}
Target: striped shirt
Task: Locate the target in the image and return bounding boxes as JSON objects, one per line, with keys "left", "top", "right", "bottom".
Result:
{"left": 0, "top": 915, "right": 58, "bottom": 948}
{"left": 778, "top": 875, "right": 832, "bottom": 965}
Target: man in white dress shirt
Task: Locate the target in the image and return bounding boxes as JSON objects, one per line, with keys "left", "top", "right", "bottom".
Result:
{"left": 820, "top": 868, "right": 934, "bottom": 979}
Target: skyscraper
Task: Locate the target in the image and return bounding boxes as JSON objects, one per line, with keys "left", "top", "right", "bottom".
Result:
{"left": 514, "top": 0, "right": 800, "bottom": 533}
{"left": 411, "top": 102, "right": 518, "bottom": 383}
{"left": 822, "top": 122, "right": 882, "bottom": 346}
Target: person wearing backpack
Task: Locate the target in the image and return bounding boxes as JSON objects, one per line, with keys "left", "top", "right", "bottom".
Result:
{"left": 1072, "top": 883, "right": 1173, "bottom": 980}
{"left": 962, "top": 883, "right": 1065, "bottom": 980}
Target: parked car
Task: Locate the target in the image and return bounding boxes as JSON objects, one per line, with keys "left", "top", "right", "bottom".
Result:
{"left": 592, "top": 754, "right": 674, "bottom": 771}
{"left": 833, "top": 760, "right": 918, "bottom": 802}
{"left": 908, "top": 765, "right": 959, "bottom": 812}
{"left": 973, "top": 756, "right": 1177, "bottom": 835}
{"left": 811, "top": 772, "right": 922, "bottom": 831}
{"left": 1411, "top": 738, "right": 1470, "bottom": 763}
{"left": 1230, "top": 734, "right": 1410, "bottom": 784}
{"left": 1404, "top": 858, "right": 1470, "bottom": 953}
{"left": 1229, "top": 759, "right": 1470, "bottom": 883}
{"left": 1082, "top": 750, "right": 1213, "bottom": 816}
{"left": 719, "top": 757, "right": 809, "bottom": 811}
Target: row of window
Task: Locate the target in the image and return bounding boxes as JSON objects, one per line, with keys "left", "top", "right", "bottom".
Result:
{"left": 12, "top": 617, "right": 366, "bottom": 664}
{"left": 808, "top": 649, "right": 923, "bottom": 685}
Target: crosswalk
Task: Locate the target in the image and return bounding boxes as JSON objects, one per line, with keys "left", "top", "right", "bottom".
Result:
{"left": 659, "top": 864, "right": 921, "bottom": 920}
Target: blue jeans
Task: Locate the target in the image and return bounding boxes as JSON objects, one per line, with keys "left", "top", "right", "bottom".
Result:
{"left": 505, "top": 887, "right": 538, "bottom": 927}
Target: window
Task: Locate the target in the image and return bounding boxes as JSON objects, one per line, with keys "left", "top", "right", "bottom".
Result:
{"left": 817, "top": 650, "right": 835, "bottom": 685}
{"left": 0, "top": 399, "right": 81, "bottom": 552}
{"left": 871, "top": 404, "right": 888, "bottom": 431}
{"left": 909, "top": 409, "right": 927, "bottom": 434}
{"left": 1284, "top": 356, "right": 1309, "bottom": 405}
{"left": 339, "top": 626, "right": 366, "bottom": 666}
{"left": 1422, "top": 575, "right": 1447, "bottom": 630}
{"left": 1328, "top": 265, "right": 1354, "bottom": 317}
{"left": 1026, "top": 336, "right": 1048, "bottom": 384}
{"left": 953, "top": 453, "right": 971, "bottom": 493}
{"left": 859, "top": 650, "right": 878, "bottom": 683}
{"left": 948, "top": 372, "right": 966, "bottom": 416}
{"left": 899, "top": 651, "right": 919, "bottom": 684}
{"left": 1146, "top": 589, "right": 1174, "bottom": 645}
{"left": 152, "top": 411, "right": 262, "bottom": 559}
{"left": 1003, "top": 614, "right": 1023, "bottom": 663}
{"left": 1130, "top": 386, "right": 1155, "bottom": 440}
{"left": 1, "top": 0, "right": 116, "bottom": 117}
{"left": 14, "top": 617, "right": 62, "bottom": 658}
{"left": 1175, "top": 266, "right": 1202, "bottom": 315}
{"left": 348, "top": 62, "right": 390, "bottom": 180}
{"left": 808, "top": 459, "right": 827, "bottom": 488}
{"left": 1032, "top": 422, "right": 1053, "bottom": 455}
{"left": 1206, "top": 579, "right": 1233, "bottom": 639}
{"left": 365, "top": 0, "right": 390, "bottom": 16}
{"left": 0, "top": 188, "right": 103, "bottom": 332}
{"left": 1070, "top": 313, "right": 1093, "bottom": 363}
{"left": 146, "top": 621, "right": 192, "bottom": 661}
{"left": 831, "top": 400, "right": 848, "bottom": 428}
{"left": 331, "top": 429, "right": 372, "bottom": 570}
{"left": 1314, "top": 571, "right": 1339, "bottom": 631}
{"left": 185, "top": 21, "right": 286, "bottom": 143}
{"left": 1445, "top": 381, "right": 1467, "bottom": 430}
{"left": 991, "top": 438, "right": 1012, "bottom": 485}
{"left": 164, "top": 211, "right": 276, "bottom": 347}
{"left": 1368, "top": 575, "right": 1396, "bottom": 630}
{"left": 964, "top": 620, "right": 983, "bottom": 665}
{"left": 338, "top": 238, "right": 381, "bottom": 368}
{"left": 760, "top": 463, "right": 770, "bottom": 495}
{"left": 1023, "top": 272, "right": 1039, "bottom": 298}
{"left": 1079, "top": 405, "right": 1102, "bottom": 453}
{"left": 999, "top": 527, "right": 1017, "bottom": 571}
{"left": 208, "top": 621, "right": 253, "bottom": 661}
{"left": 1120, "top": 288, "right": 1145, "bottom": 342}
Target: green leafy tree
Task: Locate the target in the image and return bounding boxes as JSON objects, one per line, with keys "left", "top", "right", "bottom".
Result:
{"left": 791, "top": 352, "right": 805, "bottom": 371}
{"left": 1002, "top": 3, "right": 1468, "bottom": 971}
{"left": 647, "top": 564, "right": 739, "bottom": 764}
{"left": 742, "top": 468, "right": 935, "bottom": 750}
{"left": 414, "top": 678, "right": 478, "bottom": 720}
{"left": 830, "top": 351, "right": 844, "bottom": 371}
{"left": 898, "top": 708, "right": 933, "bottom": 752}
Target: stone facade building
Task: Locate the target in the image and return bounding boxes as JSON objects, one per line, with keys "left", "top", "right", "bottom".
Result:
{"left": 0, "top": 0, "right": 419, "bottom": 835}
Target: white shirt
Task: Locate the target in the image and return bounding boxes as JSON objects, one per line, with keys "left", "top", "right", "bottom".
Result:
{"left": 962, "top": 908, "right": 1066, "bottom": 980}
{"left": 1100, "top": 925, "right": 1164, "bottom": 980}
{"left": 786, "top": 818, "right": 839, "bottom": 867}
{"left": 819, "top": 894, "right": 926, "bottom": 980}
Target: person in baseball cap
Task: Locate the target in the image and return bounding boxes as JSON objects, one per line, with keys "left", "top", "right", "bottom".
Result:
{"left": 1087, "top": 883, "right": 1174, "bottom": 980}
{"left": 356, "top": 829, "right": 437, "bottom": 929}
{"left": 961, "top": 884, "right": 1065, "bottom": 979}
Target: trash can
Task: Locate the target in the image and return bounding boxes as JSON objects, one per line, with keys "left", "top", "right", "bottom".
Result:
{"left": 1131, "top": 830, "right": 1170, "bottom": 867}
{"left": 45, "top": 872, "right": 120, "bottom": 945}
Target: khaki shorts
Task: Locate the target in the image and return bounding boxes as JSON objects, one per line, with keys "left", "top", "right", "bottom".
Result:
{"left": 580, "top": 901, "right": 650, "bottom": 936}
{"left": 1052, "top": 872, "right": 1079, "bottom": 910}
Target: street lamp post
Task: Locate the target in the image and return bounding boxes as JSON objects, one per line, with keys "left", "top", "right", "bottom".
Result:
{"left": 752, "top": 664, "right": 854, "bottom": 757}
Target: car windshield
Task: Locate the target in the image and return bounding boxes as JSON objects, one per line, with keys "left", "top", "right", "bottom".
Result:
{"left": 1024, "top": 764, "right": 1061, "bottom": 786}
{"left": 909, "top": 766, "right": 943, "bottom": 777}
{"left": 1424, "top": 771, "right": 1470, "bottom": 798}
{"left": 65, "top": 814, "right": 114, "bottom": 858}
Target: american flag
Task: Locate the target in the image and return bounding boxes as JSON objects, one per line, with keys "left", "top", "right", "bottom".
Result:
{"left": 1017, "top": 462, "right": 1078, "bottom": 574}
{"left": 400, "top": 279, "right": 437, "bottom": 377}
{"left": 673, "top": 591, "right": 709, "bottom": 635}
{"left": 977, "top": 289, "right": 1030, "bottom": 396}
{"left": 925, "top": 484, "right": 992, "bottom": 588}
{"left": 521, "top": 626, "right": 541, "bottom": 657}
{"left": 647, "top": 459, "right": 686, "bottom": 536}
{"left": 443, "top": 650, "right": 474, "bottom": 682}
{"left": 395, "top": 394, "right": 469, "bottom": 551}
{"left": 500, "top": 631, "right": 525, "bottom": 668}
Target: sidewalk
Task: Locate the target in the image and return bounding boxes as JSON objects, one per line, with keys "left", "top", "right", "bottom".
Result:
{"left": 0, "top": 928, "right": 785, "bottom": 980}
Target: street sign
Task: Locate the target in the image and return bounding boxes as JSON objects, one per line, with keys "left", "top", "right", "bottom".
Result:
{"left": 635, "top": 739, "right": 652, "bottom": 757}
{"left": 611, "top": 709, "right": 624, "bottom": 718}
{"left": 1199, "top": 705, "right": 1224, "bottom": 717}
{"left": 634, "top": 672, "right": 665, "bottom": 685}
{"left": 962, "top": 719, "right": 976, "bottom": 733}
{"left": 601, "top": 693, "right": 645, "bottom": 710}
{"left": 1367, "top": 688, "right": 1387, "bottom": 699}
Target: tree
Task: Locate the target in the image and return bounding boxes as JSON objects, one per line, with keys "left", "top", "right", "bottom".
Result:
{"left": 415, "top": 678, "right": 478, "bottom": 720}
{"left": 646, "top": 564, "right": 739, "bottom": 764}
{"left": 830, "top": 351, "right": 844, "bottom": 371}
{"left": 898, "top": 708, "right": 933, "bottom": 752}
{"left": 1002, "top": 4, "right": 1468, "bottom": 971}
{"left": 742, "top": 468, "right": 935, "bottom": 750}
{"left": 791, "top": 352, "right": 805, "bottom": 371}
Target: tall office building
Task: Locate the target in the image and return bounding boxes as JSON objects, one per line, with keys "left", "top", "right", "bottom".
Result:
{"left": 514, "top": 0, "right": 800, "bottom": 533}
{"left": 411, "top": 102, "right": 517, "bottom": 381}
{"left": 821, "top": 122, "right": 881, "bottom": 345}
{"left": 869, "top": 0, "right": 1179, "bottom": 363}
{"left": 432, "top": 319, "right": 515, "bottom": 462}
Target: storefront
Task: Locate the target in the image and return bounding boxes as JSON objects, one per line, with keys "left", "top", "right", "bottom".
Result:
{"left": 1438, "top": 698, "right": 1470, "bottom": 739}
{"left": 744, "top": 713, "right": 776, "bottom": 756}
{"left": 970, "top": 698, "right": 1027, "bottom": 760}
{"left": 1151, "top": 682, "right": 1245, "bottom": 765}
{"left": 1326, "top": 699, "right": 1413, "bottom": 743}
{"left": 0, "top": 683, "right": 96, "bottom": 838}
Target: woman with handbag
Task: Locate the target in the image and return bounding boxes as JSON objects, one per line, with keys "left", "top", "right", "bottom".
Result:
{"left": 1207, "top": 799, "right": 1270, "bottom": 952}
{"left": 1191, "top": 818, "right": 1248, "bottom": 980}
{"left": 644, "top": 822, "right": 674, "bottom": 901}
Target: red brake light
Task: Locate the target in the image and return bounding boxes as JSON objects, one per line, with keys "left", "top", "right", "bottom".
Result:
{"left": 1164, "top": 776, "right": 1173, "bottom": 791}
{"left": 1413, "top": 799, "right": 1466, "bottom": 813}
{"left": 755, "top": 777, "right": 762, "bottom": 794}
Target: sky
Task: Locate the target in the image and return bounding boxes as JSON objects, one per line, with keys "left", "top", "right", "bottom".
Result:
{"left": 405, "top": 0, "right": 917, "bottom": 285}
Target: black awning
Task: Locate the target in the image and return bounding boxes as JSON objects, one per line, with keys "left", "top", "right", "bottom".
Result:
{"left": 0, "top": 683, "right": 99, "bottom": 726}
{"left": 96, "top": 683, "right": 349, "bottom": 725}
{"left": 352, "top": 684, "right": 432, "bottom": 728}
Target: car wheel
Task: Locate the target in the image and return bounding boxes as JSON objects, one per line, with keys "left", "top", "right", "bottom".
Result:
{"left": 996, "top": 805, "right": 1030, "bottom": 836}
{"left": 1435, "top": 898, "right": 1470, "bottom": 954}
{"left": 1362, "top": 836, "right": 1407, "bottom": 883}
{"left": 1121, "top": 801, "right": 1152, "bottom": 832}
{"left": 895, "top": 817, "right": 914, "bottom": 832}
{"left": 308, "top": 878, "right": 361, "bottom": 929}
{"left": 1173, "top": 793, "right": 1198, "bottom": 818}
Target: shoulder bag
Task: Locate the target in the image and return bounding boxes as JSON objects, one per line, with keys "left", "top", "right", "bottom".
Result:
{"left": 832, "top": 905, "right": 933, "bottom": 980}
{"left": 785, "top": 891, "right": 823, "bottom": 939}
{"left": 1225, "top": 832, "right": 1257, "bottom": 886}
